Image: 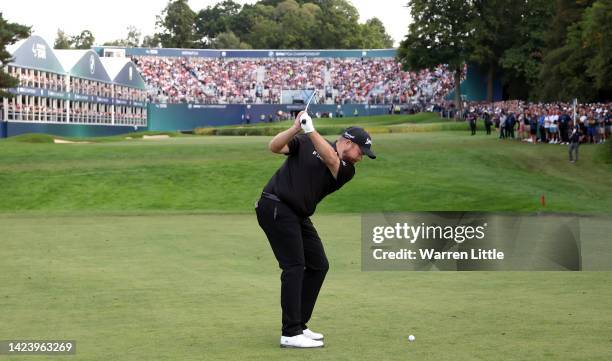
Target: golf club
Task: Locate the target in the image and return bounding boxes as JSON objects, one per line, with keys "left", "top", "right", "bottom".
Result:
{"left": 301, "top": 90, "right": 317, "bottom": 124}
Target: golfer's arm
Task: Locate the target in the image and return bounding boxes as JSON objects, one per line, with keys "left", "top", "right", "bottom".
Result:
{"left": 307, "top": 131, "right": 340, "bottom": 178}
{"left": 269, "top": 126, "right": 300, "bottom": 154}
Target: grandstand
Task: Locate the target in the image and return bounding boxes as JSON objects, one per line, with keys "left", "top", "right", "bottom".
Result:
{"left": 0, "top": 36, "right": 147, "bottom": 138}
{"left": 128, "top": 51, "right": 455, "bottom": 106}
{"left": 1, "top": 38, "right": 459, "bottom": 137}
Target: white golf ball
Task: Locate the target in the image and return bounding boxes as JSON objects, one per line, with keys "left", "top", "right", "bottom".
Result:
{"left": 408, "top": 335, "right": 415, "bottom": 342}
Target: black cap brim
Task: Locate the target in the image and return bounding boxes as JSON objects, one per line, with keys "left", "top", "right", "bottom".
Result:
{"left": 360, "top": 146, "right": 376, "bottom": 159}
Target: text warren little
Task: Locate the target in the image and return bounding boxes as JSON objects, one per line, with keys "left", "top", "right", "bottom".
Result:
{"left": 372, "top": 248, "right": 505, "bottom": 260}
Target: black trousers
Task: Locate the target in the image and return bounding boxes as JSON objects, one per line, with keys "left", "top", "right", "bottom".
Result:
{"left": 255, "top": 196, "right": 329, "bottom": 336}
{"left": 560, "top": 125, "right": 569, "bottom": 142}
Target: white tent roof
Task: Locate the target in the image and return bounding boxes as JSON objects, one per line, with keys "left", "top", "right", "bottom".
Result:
{"left": 99, "top": 57, "right": 130, "bottom": 79}
{"left": 53, "top": 49, "right": 90, "bottom": 72}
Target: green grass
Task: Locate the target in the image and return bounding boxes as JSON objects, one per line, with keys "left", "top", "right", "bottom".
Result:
{"left": 221, "top": 112, "right": 446, "bottom": 128}
{"left": 0, "top": 127, "right": 611, "bottom": 360}
{"left": 0, "top": 131, "right": 610, "bottom": 214}
{"left": 7, "top": 130, "right": 187, "bottom": 144}
{"left": 194, "top": 112, "right": 466, "bottom": 135}
{"left": 1, "top": 214, "right": 610, "bottom": 361}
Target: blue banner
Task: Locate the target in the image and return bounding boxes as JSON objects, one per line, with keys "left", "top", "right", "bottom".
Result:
{"left": 95, "top": 47, "right": 397, "bottom": 59}
{"left": 8, "top": 87, "right": 147, "bottom": 108}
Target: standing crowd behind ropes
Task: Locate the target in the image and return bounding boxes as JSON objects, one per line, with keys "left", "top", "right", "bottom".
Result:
{"left": 447, "top": 100, "right": 612, "bottom": 144}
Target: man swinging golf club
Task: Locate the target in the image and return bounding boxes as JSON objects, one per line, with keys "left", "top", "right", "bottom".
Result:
{"left": 255, "top": 94, "right": 376, "bottom": 348}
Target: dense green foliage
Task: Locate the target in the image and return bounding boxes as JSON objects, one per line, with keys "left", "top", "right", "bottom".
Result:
{"left": 153, "top": 0, "right": 393, "bottom": 49}
{"left": 397, "top": 0, "right": 475, "bottom": 109}
{"left": 53, "top": 29, "right": 96, "bottom": 49}
{"left": 0, "top": 12, "right": 29, "bottom": 97}
{"left": 398, "top": 0, "right": 611, "bottom": 102}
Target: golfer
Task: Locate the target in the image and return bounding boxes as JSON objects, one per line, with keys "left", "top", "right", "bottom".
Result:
{"left": 255, "top": 111, "right": 375, "bottom": 348}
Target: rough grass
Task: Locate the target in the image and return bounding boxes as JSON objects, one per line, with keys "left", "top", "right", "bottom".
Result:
{"left": 3, "top": 131, "right": 187, "bottom": 144}
{"left": 0, "top": 132, "right": 610, "bottom": 215}
{"left": 9, "top": 133, "right": 57, "bottom": 143}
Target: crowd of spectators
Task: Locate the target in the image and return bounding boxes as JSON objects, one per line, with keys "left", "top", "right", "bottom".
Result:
{"left": 7, "top": 64, "right": 147, "bottom": 101}
{"left": 133, "top": 57, "right": 203, "bottom": 103}
{"left": 443, "top": 100, "right": 612, "bottom": 145}
{"left": 190, "top": 58, "right": 260, "bottom": 104}
{"left": 7, "top": 65, "right": 66, "bottom": 92}
{"left": 131, "top": 56, "right": 456, "bottom": 106}
{"left": 331, "top": 61, "right": 454, "bottom": 105}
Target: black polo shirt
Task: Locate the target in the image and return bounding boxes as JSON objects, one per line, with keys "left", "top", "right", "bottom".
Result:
{"left": 263, "top": 134, "right": 355, "bottom": 218}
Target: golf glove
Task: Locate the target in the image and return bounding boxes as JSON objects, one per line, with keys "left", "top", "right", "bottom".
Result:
{"left": 300, "top": 112, "right": 315, "bottom": 133}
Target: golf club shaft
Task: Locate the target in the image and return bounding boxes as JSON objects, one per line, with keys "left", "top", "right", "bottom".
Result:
{"left": 301, "top": 90, "right": 317, "bottom": 124}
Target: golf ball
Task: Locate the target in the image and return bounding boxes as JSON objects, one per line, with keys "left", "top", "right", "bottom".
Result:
{"left": 408, "top": 335, "right": 415, "bottom": 342}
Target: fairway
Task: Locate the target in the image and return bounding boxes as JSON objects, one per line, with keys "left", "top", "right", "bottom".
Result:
{"left": 1, "top": 214, "right": 611, "bottom": 361}
{"left": 1, "top": 127, "right": 611, "bottom": 360}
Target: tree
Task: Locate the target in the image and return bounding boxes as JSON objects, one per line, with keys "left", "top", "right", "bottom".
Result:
{"left": 398, "top": 0, "right": 476, "bottom": 112}
{"left": 103, "top": 26, "right": 142, "bottom": 47}
{"left": 239, "top": 4, "right": 281, "bottom": 48}
{"left": 0, "top": 13, "right": 30, "bottom": 97}
{"left": 54, "top": 29, "right": 72, "bottom": 49}
{"left": 275, "top": 0, "right": 320, "bottom": 48}
{"left": 313, "top": 0, "right": 362, "bottom": 48}
{"left": 195, "top": 0, "right": 242, "bottom": 47}
{"left": 141, "top": 34, "right": 161, "bottom": 48}
{"left": 468, "top": 0, "right": 517, "bottom": 101}
{"left": 497, "top": 0, "right": 554, "bottom": 100}
{"left": 72, "top": 30, "right": 95, "bottom": 49}
{"left": 467, "top": 0, "right": 554, "bottom": 100}
{"left": 580, "top": 0, "right": 612, "bottom": 99}
{"left": 192, "top": 0, "right": 392, "bottom": 50}
{"left": 211, "top": 31, "right": 251, "bottom": 49}
{"left": 544, "top": 0, "right": 593, "bottom": 51}
{"left": 155, "top": 0, "right": 197, "bottom": 48}
{"left": 537, "top": 0, "right": 598, "bottom": 101}
{"left": 359, "top": 18, "right": 394, "bottom": 49}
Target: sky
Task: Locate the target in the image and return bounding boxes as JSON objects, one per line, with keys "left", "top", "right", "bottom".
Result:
{"left": 1, "top": 0, "right": 410, "bottom": 48}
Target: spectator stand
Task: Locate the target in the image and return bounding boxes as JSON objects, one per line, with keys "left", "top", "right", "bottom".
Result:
{"left": 3, "top": 35, "right": 68, "bottom": 125}
{"left": 1, "top": 35, "right": 149, "bottom": 138}
{"left": 100, "top": 57, "right": 147, "bottom": 127}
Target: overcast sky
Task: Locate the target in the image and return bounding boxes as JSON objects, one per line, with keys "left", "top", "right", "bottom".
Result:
{"left": 2, "top": 0, "right": 410, "bottom": 48}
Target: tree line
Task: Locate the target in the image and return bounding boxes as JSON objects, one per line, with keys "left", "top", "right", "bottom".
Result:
{"left": 2, "top": 1, "right": 610, "bottom": 103}
{"left": 153, "top": 0, "right": 393, "bottom": 49}
{"left": 53, "top": 0, "right": 393, "bottom": 51}
{"left": 398, "top": 0, "right": 612, "bottom": 103}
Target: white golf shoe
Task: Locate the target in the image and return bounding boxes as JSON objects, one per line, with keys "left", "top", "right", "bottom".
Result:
{"left": 302, "top": 328, "right": 324, "bottom": 341}
{"left": 280, "top": 334, "right": 324, "bottom": 348}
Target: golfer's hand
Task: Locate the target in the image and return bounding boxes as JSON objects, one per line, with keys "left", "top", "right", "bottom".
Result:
{"left": 298, "top": 111, "right": 315, "bottom": 133}
{"left": 292, "top": 112, "right": 303, "bottom": 132}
